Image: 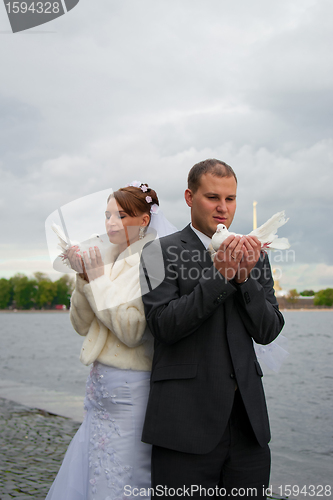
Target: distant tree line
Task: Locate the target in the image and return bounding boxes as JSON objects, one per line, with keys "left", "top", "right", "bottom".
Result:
{"left": 1, "top": 273, "right": 332, "bottom": 309}
{"left": 286, "top": 288, "right": 333, "bottom": 307}
{"left": 0, "top": 272, "right": 74, "bottom": 310}
{"left": 313, "top": 288, "right": 333, "bottom": 307}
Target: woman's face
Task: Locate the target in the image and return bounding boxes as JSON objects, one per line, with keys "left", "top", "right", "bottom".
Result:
{"left": 105, "top": 197, "right": 149, "bottom": 251}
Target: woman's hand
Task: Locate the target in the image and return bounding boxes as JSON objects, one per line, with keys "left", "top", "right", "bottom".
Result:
{"left": 81, "top": 247, "right": 105, "bottom": 282}
{"left": 66, "top": 246, "right": 84, "bottom": 273}
{"left": 66, "top": 246, "right": 89, "bottom": 281}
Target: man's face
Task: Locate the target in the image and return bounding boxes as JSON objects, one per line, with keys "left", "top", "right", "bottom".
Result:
{"left": 185, "top": 173, "right": 237, "bottom": 238}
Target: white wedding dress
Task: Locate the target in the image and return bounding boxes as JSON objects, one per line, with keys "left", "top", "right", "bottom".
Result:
{"left": 45, "top": 362, "right": 151, "bottom": 500}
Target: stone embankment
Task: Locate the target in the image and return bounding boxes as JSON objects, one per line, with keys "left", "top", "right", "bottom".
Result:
{"left": 0, "top": 398, "right": 80, "bottom": 499}
{"left": 0, "top": 398, "right": 293, "bottom": 500}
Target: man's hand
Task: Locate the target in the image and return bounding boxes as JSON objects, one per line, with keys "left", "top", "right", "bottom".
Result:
{"left": 214, "top": 235, "right": 245, "bottom": 280}
{"left": 234, "top": 236, "right": 261, "bottom": 283}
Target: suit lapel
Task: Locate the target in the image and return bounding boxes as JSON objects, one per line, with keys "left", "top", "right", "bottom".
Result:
{"left": 180, "top": 224, "right": 213, "bottom": 270}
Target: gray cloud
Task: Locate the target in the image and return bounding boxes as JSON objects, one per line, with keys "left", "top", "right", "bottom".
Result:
{"left": 1, "top": 0, "right": 333, "bottom": 291}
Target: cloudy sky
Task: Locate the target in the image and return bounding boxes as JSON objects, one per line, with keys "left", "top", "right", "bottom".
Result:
{"left": 0, "top": 0, "right": 332, "bottom": 291}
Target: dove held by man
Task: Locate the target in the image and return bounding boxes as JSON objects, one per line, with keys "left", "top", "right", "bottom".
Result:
{"left": 211, "top": 211, "right": 290, "bottom": 252}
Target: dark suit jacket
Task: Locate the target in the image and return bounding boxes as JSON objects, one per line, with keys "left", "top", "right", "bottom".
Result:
{"left": 140, "top": 224, "right": 284, "bottom": 454}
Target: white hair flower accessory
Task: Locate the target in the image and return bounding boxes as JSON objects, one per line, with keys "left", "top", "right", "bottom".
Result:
{"left": 150, "top": 204, "right": 159, "bottom": 215}
{"left": 125, "top": 181, "right": 162, "bottom": 217}
{"left": 126, "top": 180, "right": 141, "bottom": 188}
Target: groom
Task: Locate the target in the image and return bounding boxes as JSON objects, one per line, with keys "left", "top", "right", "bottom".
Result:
{"left": 140, "top": 159, "right": 284, "bottom": 498}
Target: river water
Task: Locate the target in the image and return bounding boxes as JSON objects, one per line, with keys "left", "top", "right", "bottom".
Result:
{"left": 0, "top": 310, "right": 332, "bottom": 498}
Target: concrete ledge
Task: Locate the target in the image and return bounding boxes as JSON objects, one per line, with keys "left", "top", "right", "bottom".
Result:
{"left": 0, "top": 379, "right": 84, "bottom": 422}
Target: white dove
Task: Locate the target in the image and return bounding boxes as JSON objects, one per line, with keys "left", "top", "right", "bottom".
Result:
{"left": 211, "top": 211, "right": 290, "bottom": 252}
{"left": 51, "top": 223, "right": 104, "bottom": 269}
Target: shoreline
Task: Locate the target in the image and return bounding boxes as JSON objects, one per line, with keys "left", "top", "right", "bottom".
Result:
{"left": 279, "top": 308, "right": 333, "bottom": 311}
{"left": 0, "top": 309, "right": 69, "bottom": 313}
{"left": 0, "top": 380, "right": 84, "bottom": 422}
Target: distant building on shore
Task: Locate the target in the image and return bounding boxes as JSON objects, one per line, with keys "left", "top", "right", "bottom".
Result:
{"left": 273, "top": 268, "right": 288, "bottom": 298}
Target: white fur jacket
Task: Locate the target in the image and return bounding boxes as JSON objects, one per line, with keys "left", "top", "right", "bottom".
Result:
{"left": 70, "top": 235, "right": 154, "bottom": 371}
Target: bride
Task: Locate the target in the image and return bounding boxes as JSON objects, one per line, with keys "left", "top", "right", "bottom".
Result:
{"left": 46, "top": 183, "right": 176, "bottom": 500}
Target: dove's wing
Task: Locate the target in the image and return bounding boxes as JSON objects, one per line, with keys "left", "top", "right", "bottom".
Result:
{"left": 51, "top": 223, "right": 83, "bottom": 269}
{"left": 264, "top": 237, "right": 290, "bottom": 250}
{"left": 249, "top": 211, "right": 288, "bottom": 240}
{"left": 249, "top": 211, "right": 290, "bottom": 250}
{"left": 51, "top": 223, "right": 72, "bottom": 252}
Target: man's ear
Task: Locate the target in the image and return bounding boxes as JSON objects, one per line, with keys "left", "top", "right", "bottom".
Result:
{"left": 184, "top": 189, "right": 193, "bottom": 208}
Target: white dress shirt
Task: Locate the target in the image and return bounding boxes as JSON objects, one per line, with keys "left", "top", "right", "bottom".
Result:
{"left": 190, "top": 224, "right": 212, "bottom": 250}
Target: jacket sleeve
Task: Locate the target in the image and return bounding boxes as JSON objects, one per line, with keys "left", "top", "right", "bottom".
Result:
{"left": 232, "top": 252, "right": 284, "bottom": 344}
{"left": 140, "top": 241, "right": 237, "bottom": 345}
{"left": 82, "top": 272, "right": 146, "bottom": 348}
{"left": 69, "top": 274, "right": 95, "bottom": 336}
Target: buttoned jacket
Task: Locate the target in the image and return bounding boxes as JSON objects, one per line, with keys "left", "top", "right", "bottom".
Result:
{"left": 140, "top": 224, "right": 284, "bottom": 453}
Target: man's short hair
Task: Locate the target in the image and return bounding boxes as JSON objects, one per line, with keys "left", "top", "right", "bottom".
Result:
{"left": 187, "top": 159, "right": 237, "bottom": 193}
